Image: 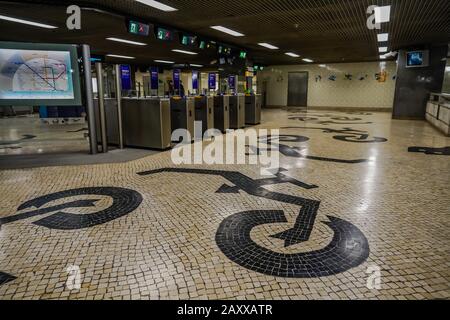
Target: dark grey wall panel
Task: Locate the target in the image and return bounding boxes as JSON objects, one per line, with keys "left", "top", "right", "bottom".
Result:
{"left": 393, "top": 45, "right": 447, "bottom": 119}
{"left": 288, "top": 72, "right": 308, "bottom": 107}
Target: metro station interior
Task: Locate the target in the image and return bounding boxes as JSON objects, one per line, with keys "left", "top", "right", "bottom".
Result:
{"left": 0, "top": 0, "right": 449, "bottom": 301}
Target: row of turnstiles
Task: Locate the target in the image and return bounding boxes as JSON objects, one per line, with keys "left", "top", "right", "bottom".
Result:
{"left": 94, "top": 94, "right": 261, "bottom": 150}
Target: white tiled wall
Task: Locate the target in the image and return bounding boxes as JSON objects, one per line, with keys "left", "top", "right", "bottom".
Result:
{"left": 257, "top": 61, "right": 397, "bottom": 109}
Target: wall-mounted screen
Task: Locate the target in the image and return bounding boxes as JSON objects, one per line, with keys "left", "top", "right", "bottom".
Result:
{"left": 0, "top": 42, "right": 81, "bottom": 106}
{"left": 406, "top": 51, "right": 430, "bottom": 68}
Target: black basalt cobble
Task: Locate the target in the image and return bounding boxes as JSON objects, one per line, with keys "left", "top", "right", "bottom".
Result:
{"left": 408, "top": 146, "right": 450, "bottom": 156}
{"left": 1, "top": 187, "right": 143, "bottom": 230}
{"left": 138, "top": 168, "right": 370, "bottom": 278}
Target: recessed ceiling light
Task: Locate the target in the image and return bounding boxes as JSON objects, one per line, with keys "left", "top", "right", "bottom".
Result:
{"left": 285, "top": 52, "right": 300, "bottom": 57}
{"left": 319, "top": 64, "right": 327, "bottom": 68}
{"left": 0, "top": 14, "right": 57, "bottom": 29}
{"left": 302, "top": 58, "right": 313, "bottom": 63}
{"left": 379, "top": 47, "right": 388, "bottom": 53}
{"left": 258, "top": 43, "right": 279, "bottom": 50}
{"left": 374, "top": 5, "right": 391, "bottom": 24}
{"left": 106, "top": 37, "right": 147, "bottom": 46}
{"left": 377, "top": 33, "right": 389, "bottom": 42}
{"left": 172, "top": 49, "right": 198, "bottom": 55}
{"left": 106, "top": 54, "right": 135, "bottom": 59}
{"left": 135, "top": 0, "right": 177, "bottom": 12}
{"left": 154, "top": 59, "right": 175, "bottom": 64}
{"left": 379, "top": 55, "right": 387, "bottom": 60}
{"left": 190, "top": 64, "right": 203, "bottom": 67}
{"left": 210, "top": 26, "right": 244, "bottom": 37}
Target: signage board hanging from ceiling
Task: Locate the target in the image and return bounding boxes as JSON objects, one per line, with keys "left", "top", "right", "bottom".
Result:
{"left": 156, "top": 27, "right": 173, "bottom": 41}
{"left": 128, "top": 20, "right": 150, "bottom": 36}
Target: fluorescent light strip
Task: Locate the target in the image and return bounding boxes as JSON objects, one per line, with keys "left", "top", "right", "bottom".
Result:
{"left": 0, "top": 14, "right": 57, "bottom": 29}
{"left": 285, "top": 52, "right": 300, "bottom": 57}
{"left": 302, "top": 58, "right": 313, "bottom": 63}
{"left": 106, "top": 37, "right": 147, "bottom": 46}
{"left": 319, "top": 64, "right": 327, "bottom": 68}
{"left": 377, "top": 33, "right": 389, "bottom": 42}
{"left": 154, "top": 59, "right": 174, "bottom": 64}
{"left": 135, "top": 0, "right": 177, "bottom": 12}
{"left": 172, "top": 49, "right": 198, "bottom": 55}
{"left": 258, "top": 43, "right": 279, "bottom": 50}
{"left": 379, "top": 47, "right": 388, "bottom": 53}
{"left": 107, "top": 54, "right": 135, "bottom": 59}
{"left": 190, "top": 64, "right": 203, "bottom": 67}
{"left": 210, "top": 26, "right": 244, "bottom": 37}
{"left": 379, "top": 55, "right": 387, "bottom": 60}
{"left": 374, "top": 5, "right": 391, "bottom": 24}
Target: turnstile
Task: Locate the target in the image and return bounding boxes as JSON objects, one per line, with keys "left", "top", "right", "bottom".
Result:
{"left": 170, "top": 97, "right": 195, "bottom": 141}
{"left": 94, "top": 98, "right": 119, "bottom": 145}
{"left": 194, "top": 96, "right": 214, "bottom": 135}
{"left": 121, "top": 98, "right": 172, "bottom": 150}
{"left": 245, "top": 94, "right": 262, "bottom": 125}
{"left": 213, "top": 95, "right": 230, "bottom": 132}
{"left": 229, "top": 94, "right": 245, "bottom": 129}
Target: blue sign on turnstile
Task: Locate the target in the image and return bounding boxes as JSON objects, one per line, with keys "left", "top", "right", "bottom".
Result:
{"left": 208, "top": 73, "right": 216, "bottom": 90}
{"left": 192, "top": 71, "right": 199, "bottom": 91}
{"left": 228, "top": 75, "right": 236, "bottom": 90}
{"left": 120, "top": 65, "right": 132, "bottom": 90}
{"left": 150, "top": 67, "right": 159, "bottom": 90}
{"left": 173, "top": 69, "right": 181, "bottom": 92}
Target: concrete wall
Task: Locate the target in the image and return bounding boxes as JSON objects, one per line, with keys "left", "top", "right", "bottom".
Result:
{"left": 257, "top": 61, "right": 397, "bottom": 110}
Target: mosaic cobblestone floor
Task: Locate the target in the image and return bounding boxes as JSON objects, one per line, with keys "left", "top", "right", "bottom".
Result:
{"left": 0, "top": 109, "right": 449, "bottom": 300}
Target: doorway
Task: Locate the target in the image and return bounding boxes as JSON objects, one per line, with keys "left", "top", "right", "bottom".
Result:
{"left": 287, "top": 72, "right": 308, "bottom": 107}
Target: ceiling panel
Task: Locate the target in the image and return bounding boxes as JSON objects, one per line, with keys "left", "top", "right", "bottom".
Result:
{"left": 0, "top": 0, "right": 448, "bottom": 66}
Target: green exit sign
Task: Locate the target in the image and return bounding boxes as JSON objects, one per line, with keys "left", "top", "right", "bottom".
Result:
{"left": 128, "top": 20, "right": 150, "bottom": 36}
{"left": 156, "top": 27, "right": 173, "bottom": 41}
{"left": 239, "top": 51, "right": 247, "bottom": 59}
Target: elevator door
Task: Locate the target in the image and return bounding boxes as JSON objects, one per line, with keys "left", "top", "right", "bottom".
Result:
{"left": 287, "top": 72, "right": 308, "bottom": 107}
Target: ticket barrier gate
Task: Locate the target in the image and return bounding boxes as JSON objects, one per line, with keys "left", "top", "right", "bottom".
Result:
{"left": 194, "top": 96, "right": 214, "bottom": 135}
{"left": 121, "top": 98, "right": 172, "bottom": 150}
{"left": 94, "top": 98, "right": 119, "bottom": 146}
{"left": 170, "top": 96, "right": 195, "bottom": 142}
{"left": 245, "top": 94, "right": 262, "bottom": 125}
{"left": 213, "top": 95, "right": 230, "bottom": 132}
{"left": 229, "top": 94, "right": 245, "bottom": 129}
{"left": 95, "top": 98, "right": 172, "bottom": 150}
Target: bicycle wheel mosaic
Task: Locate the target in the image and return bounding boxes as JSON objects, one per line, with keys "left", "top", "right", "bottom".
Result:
{"left": 138, "top": 168, "right": 369, "bottom": 278}
{"left": 0, "top": 109, "right": 449, "bottom": 299}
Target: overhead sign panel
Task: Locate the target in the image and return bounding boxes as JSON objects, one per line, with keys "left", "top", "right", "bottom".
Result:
{"left": 156, "top": 27, "right": 173, "bottom": 41}
{"left": 128, "top": 20, "right": 150, "bottom": 36}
